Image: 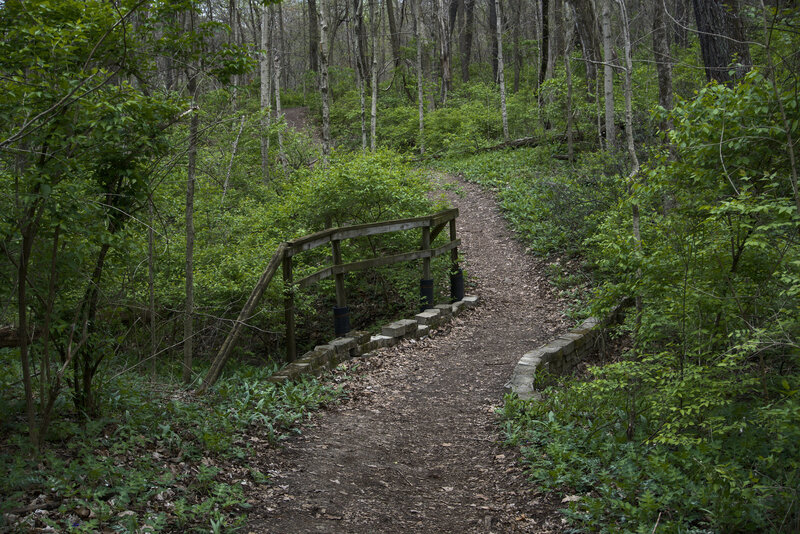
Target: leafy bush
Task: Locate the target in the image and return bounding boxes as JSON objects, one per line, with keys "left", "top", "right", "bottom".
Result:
{"left": 0, "top": 362, "right": 343, "bottom": 533}
{"left": 499, "top": 70, "right": 800, "bottom": 533}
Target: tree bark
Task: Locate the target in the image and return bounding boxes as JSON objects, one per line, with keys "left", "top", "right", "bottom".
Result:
{"left": 260, "top": 6, "right": 272, "bottom": 181}
{"left": 273, "top": 4, "right": 286, "bottom": 168}
{"left": 653, "top": 0, "right": 673, "bottom": 130}
{"left": 489, "top": 0, "right": 499, "bottom": 80}
{"left": 539, "top": 0, "right": 549, "bottom": 86}
{"left": 309, "top": 0, "right": 321, "bottom": 71}
{"left": 438, "top": 0, "right": 452, "bottom": 104}
{"left": 370, "top": 0, "right": 378, "bottom": 151}
{"left": 692, "top": 0, "right": 751, "bottom": 84}
{"left": 148, "top": 199, "right": 156, "bottom": 377}
{"left": 414, "top": 0, "right": 425, "bottom": 154}
{"left": 386, "top": 0, "right": 402, "bottom": 68}
{"left": 495, "top": 0, "right": 509, "bottom": 141}
{"left": 602, "top": 0, "right": 615, "bottom": 149}
{"left": 319, "top": 0, "right": 332, "bottom": 157}
{"left": 461, "top": 0, "right": 474, "bottom": 82}
{"left": 512, "top": 0, "right": 521, "bottom": 92}
{"left": 183, "top": 11, "right": 199, "bottom": 385}
{"left": 573, "top": 0, "right": 601, "bottom": 88}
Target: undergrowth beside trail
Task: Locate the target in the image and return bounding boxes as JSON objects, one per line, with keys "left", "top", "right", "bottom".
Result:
{"left": 438, "top": 72, "right": 800, "bottom": 533}
{"left": 0, "top": 362, "right": 344, "bottom": 533}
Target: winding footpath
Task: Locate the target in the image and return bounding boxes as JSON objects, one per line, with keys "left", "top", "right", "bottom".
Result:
{"left": 245, "top": 158, "right": 571, "bottom": 532}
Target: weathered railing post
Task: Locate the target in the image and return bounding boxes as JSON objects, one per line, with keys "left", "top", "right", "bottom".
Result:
{"left": 331, "top": 238, "right": 350, "bottom": 335}
{"left": 282, "top": 249, "right": 297, "bottom": 361}
{"left": 449, "top": 218, "right": 464, "bottom": 301}
{"left": 420, "top": 225, "right": 434, "bottom": 309}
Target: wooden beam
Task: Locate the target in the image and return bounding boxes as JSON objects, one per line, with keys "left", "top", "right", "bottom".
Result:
{"left": 287, "top": 209, "right": 458, "bottom": 256}
{"left": 199, "top": 242, "right": 288, "bottom": 393}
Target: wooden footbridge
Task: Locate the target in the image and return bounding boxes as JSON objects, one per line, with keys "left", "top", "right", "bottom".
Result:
{"left": 198, "top": 209, "right": 463, "bottom": 392}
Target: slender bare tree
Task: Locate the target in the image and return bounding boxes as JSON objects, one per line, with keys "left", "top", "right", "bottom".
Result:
{"left": 495, "top": 0, "right": 509, "bottom": 142}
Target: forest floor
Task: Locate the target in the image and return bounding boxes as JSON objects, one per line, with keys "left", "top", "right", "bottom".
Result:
{"left": 246, "top": 112, "right": 572, "bottom": 533}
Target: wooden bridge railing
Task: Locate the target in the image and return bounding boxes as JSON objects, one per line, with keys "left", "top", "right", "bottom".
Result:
{"left": 199, "top": 209, "right": 462, "bottom": 392}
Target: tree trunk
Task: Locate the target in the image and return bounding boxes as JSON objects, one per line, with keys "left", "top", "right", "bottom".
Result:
{"left": 495, "top": 0, "right": 509, "bottom": 141}
{"left": 148, "top": 199, "right": 156, "bottom": 377}
{"left": 653, "top": 0, "right": 673, "bottom": 130}
{"left": 564, "top": 8, "right": 575, "bottom": 163}
{"left": 489, "top": 0, "right": 499, "bottom": 80}
{"left": 273, "top": 4, "right": 286, "bottom": 169}
{"left": 386, "top": 0, "right": 402, "bottom": 68}
{"left": 414, "top": 0, "right": 425, "bottom": 154}
{"left": 539, "top": 0, "right": 549, "bottom": 86}
{"left": 438, "top": 0, "right": 451, "bottom": 104}
{"left": 692, "top": 0, "right": 751, "bottom": 84}
{"left": 319, "top": 0, "right": 332, "bottom": 157}
{"left": 512, "top": 0, "right": 521, "bottom": 92}
{"left": 17, "top": 206, "right": 40, "bottom": 443}
{"left": 617, "top": 0, "right": 642, "bottom": 324}
{"left": 183, "top": 10, "right": 199, "bottom": 385}
{"left": 309, "top": 0, "right": 320, "bottom": 71}
{"left": 573, "top": 0, "right": 601, "bottom": 89}
{"left": 260, "top": 6, "right": 272, "bottom": 181}
{"left": 355, "top": 0, "right": 369, "bottom": 82}
{"left": 350, "top": 0, "right": 368, "bottom": 149}
{"left": 370, "top": 0, "right": 378, "bottom": 151}
{"left": 461, "top": 0, "right": 474, "bottom": 82}
{"left": 602, "top": 0, "right": 615, "bottom": 149}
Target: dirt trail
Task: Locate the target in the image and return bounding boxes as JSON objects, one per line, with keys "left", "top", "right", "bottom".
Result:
{"left": 246, "top": 172, "right": 570, "bottom": 533}
{"left": 282, "top": 107, "right": 320, "bottom": 141}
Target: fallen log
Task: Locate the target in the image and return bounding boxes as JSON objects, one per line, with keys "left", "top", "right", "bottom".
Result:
{"left": 476, "top": 136, "right": 540, "bottom": 152}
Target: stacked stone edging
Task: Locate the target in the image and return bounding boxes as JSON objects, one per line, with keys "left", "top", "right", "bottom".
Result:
{"left": 267, "top": 296, "right": 480, "bottom": 383}
{"left": 504, "top": 301, "right": 630, "bottom": 400}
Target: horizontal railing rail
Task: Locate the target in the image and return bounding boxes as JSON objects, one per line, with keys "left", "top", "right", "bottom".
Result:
{"left": 199, "top": 209, "right": 463, "bottom": 392}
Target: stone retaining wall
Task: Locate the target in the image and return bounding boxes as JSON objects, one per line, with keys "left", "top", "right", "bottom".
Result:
{"left": 268, "top": 296, "right": 479, "bottom": 383}
{"left": 504, "top": 302, "right": 630, "bottom": 400}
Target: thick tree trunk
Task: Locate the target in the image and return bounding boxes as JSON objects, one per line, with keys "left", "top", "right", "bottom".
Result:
{"left": 309, "top": 0, "right": 320, "bottom": 71}
{"left": 692, "top": 0, "right": 751, "bottom": 84}
{"left": 438, "top": 0, "right": 451, "bottom": 104}
{"left": 355, "top": 0, "right": 369, "bottom": 82}
{"left": 653, "top": 0, "right": 673, "bottom": 129}
{"left": 573, "top": 0, "right": 601, "bottom": 88}
{"left": 602, "top": 0, "right": 615, "bottom": 149}
{"left": 495, "top": 0, "right": 509, "bottom": 141}
{"left": 386, "top": 0, "right": 402, "bottom": 68}
{"left": 461, "top": 0, "right": 474, "bottom": 82}
{"left": 489, "top": 0, "right": 499, "bottom": 80}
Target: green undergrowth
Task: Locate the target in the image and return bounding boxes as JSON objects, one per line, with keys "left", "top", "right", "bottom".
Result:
{"left": 434, "top": 147, "right": 625, "bottom": 258}
{"left": 0, "top": 362, "right": 343, "bottom": 533}
{"left": 500, "top": 368, "right": 800, "bottom": 533}
{"left": 438, "top": 72, "right": 800, "bottom": 533}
